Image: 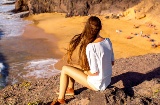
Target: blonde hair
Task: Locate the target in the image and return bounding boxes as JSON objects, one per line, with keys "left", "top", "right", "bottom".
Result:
{"left": 66, "top": 16, "right": 102, "bottom": 70}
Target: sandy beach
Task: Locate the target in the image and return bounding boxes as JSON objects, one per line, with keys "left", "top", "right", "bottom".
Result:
{"left": 24, "top": 13, "right": 160, "bottom": 69}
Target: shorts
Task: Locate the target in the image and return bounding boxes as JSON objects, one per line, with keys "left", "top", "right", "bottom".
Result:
{"left": 87, "top": 76, "right": 99, "bottom": 91}
{"left": 87, "top": 75, "right": 111, "bottom": 91}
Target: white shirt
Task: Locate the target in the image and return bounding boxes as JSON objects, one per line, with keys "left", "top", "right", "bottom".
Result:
{"left": 86, "top": 38, "right": 114, "bottom": 90}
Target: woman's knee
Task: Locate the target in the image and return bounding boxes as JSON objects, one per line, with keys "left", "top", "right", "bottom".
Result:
{"left": 62, "top": 65, "right": 71, "bottom": 73}
{"left": 62, "top": 65, "right": 69, "bottom": 70}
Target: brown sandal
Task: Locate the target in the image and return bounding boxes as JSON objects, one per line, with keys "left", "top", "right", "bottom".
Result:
{"left": 50, "top": 99, "right": 66, "bottom": 105}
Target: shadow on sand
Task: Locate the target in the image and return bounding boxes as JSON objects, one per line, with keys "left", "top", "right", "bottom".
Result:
{"left": 111, "top": 67, "right": 160, "bottom": 96}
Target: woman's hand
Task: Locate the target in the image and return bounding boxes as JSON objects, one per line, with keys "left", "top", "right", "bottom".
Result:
{"left": 84, "top": 71, "right": 88, "bottom": 75}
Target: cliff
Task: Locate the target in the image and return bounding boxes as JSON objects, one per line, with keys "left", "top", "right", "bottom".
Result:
{"left": 15, "top": 0, "right": 160, "bottom": 20}
{"left": 15, "top": 0, "right": 140, "bottom": 17}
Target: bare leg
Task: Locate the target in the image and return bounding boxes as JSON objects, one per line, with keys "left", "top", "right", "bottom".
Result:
{"left": 58, "top": 65, "right": 94, "bottom": 99}
{"left": 68, "top": 77, "right": 75, "bottom": 89}
{"left": 58, "top": 70, "right": 69, "bottom": 99}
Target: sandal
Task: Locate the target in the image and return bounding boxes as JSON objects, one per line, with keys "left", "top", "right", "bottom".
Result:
{"left": 56, "top": 88, "right": 74, "bottom": 96}
{"left": 50, "top": 99, "right": 66, "bottom": 105}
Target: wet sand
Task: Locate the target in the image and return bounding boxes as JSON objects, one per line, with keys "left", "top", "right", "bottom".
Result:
{"left": 0, "top": 25, "right": 63, "bottom": 64}
{"left": 0, "top": 25, "right": 63, "bottom": 84}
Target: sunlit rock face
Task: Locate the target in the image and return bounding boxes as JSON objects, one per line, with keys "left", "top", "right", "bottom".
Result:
{"left": 15, "top": 0, "right": 140, "bottom": 16}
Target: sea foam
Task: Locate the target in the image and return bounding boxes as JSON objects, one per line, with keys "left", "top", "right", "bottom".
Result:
{"left": 9, "top": 59, "right": 60, "bottom": 84}
{"left": 23, "top": 59, "right": 60, "bottom": 79}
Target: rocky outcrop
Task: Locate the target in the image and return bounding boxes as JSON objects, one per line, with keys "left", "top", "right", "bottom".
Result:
{"left": 15, "top": 0, "right": 140, "bottom": 17}
{"left": 15, "top": 0, "right": 29, "bottom": 12}
{"left": 14, "top": 0, "right": 160, "bottom": 21}
{"left": 121, "top": 0, "right": 160, "bottom": 21}
{"left": 0, "top": 74, "right": 159, "bottom": 105}
{"left": 0, "top": 53, "right": 159, "bottom": 105}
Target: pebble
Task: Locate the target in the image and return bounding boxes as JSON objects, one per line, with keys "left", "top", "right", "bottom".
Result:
{"left": 126, "top": 36, "right": 133, "bottom": 39}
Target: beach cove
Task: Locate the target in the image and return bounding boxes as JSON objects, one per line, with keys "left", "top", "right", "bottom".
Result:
{"left": 0, "top": 0, "right": 160, "bottom": 104}
{"left": 25, "top": 13, "right": 160, "bottom": 69}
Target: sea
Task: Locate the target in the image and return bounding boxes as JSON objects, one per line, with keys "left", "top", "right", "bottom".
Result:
{"left": 0, "top": 0, "right": 60, "bottom": 89}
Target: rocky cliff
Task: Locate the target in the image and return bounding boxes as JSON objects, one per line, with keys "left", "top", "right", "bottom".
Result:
{"left": 15, "top": 0, "right": 160, "bottom": 20}
{"left": 15, "top": 0, "right": 140, "bottom": 16}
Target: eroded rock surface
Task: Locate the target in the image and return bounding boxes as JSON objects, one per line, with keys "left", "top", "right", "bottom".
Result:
{"left": 0, "top": 53, "right": 159, "bottom": 105}
{"left": 15, "top": 0, "right": 140, "bottom": 16}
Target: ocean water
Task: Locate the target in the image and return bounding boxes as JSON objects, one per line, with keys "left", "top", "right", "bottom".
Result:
{"left": 8, "top": 59, "right": 60, "bottom": 85}
{"left": 0, "top": 0, "right": 30, "bottom": 37}
{"left": 0, "top": 0, "right": 60, "bottom": 89}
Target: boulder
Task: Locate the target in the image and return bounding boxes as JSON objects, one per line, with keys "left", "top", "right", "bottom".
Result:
{"left": 0, "top": 53, "right": 160, "bottom": 104}
{"left": 15, "top": 0, "right": 29, "bottom": 12}
{"left": 0, "top": 75, "right": 159, "bottom": 105}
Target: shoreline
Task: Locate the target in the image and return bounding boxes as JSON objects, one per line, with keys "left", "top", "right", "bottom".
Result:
{"left": 22, "top": 24, "right": 64, "bottom": 59}
{"left": 0, "top": 23, "right": 63, "bottom": 86}
{"left": 21, "top": 23, "right": 66, "bottom": 70}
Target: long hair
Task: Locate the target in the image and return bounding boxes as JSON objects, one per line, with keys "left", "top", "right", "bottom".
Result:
{"left": 66, "top": 16, "right": 102, "bottom": 70}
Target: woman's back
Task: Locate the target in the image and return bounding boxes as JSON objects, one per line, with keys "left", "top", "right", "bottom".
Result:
{"left": 86, "top": 38, "right": 114, "bottom": 78}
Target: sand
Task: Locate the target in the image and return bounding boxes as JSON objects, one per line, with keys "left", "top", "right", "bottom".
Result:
{"left": 22, "top": 24, "right": 64, "bottom": 59}
{"left": 24, "top": 13, "right": 160, "bottom": 69}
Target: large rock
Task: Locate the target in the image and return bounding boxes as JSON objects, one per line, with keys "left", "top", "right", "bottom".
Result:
{"left": 15, "top": 0, "right": 29, "bottom": 12}
{"left": 0, "top": 53, "right": 159, "bottom": 104}
{"left": 0, "top": 75, "right": 159, "bottom": 105}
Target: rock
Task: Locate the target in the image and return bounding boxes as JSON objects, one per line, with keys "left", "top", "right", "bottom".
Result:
{"left": 116, "top": 30, "right": 122, "bottom": 33}
{"left": 133, "top": 79, "right": 160, "bottom": 98}
{"left": 126, "top": 36, "right": 133, "bottom": 39}
{"left": 133, "top": 25, "right": 140, "bottom": 28}
{"left": 0, "top": 54, "right": 160, "bottom": 104}
{"left": 105, "top": 16, "right": 110, "bottom": 19}
{"left": 110, "top": 14, "right": 120, "bottom": 19}
{"left": 151, "top": 44, "right": 158, "bottom": 48}
{"left": 15, "top": 0, "right": 29, "bottom": 12}
{"left": 15, "top": 0, "right": 141, "bottom": 17}
{"left": 135, "top": 12, "right": 146, "bottom": 19}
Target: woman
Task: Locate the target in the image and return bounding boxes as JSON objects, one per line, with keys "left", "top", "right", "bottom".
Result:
{"left": 51, "top": 16, "right": 114, "bottom": 105}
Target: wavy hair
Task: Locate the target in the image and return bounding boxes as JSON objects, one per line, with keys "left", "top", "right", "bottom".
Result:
{"left": 66, "top": 16, "right": 102, "bottom": 70}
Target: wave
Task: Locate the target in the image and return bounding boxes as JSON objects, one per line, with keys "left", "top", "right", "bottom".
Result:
{"left": 8, "top": 59, "right": 60, "bottom": 85}
{"left": 0, "top": 0, "right": 31, "bottom": 38}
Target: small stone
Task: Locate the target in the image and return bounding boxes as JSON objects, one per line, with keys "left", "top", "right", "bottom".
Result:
{"left": 151, "top": 44, "right": 157, "bottom": 48}
{"left": 126, "top": 36, "right": 133, "bottom": 39}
